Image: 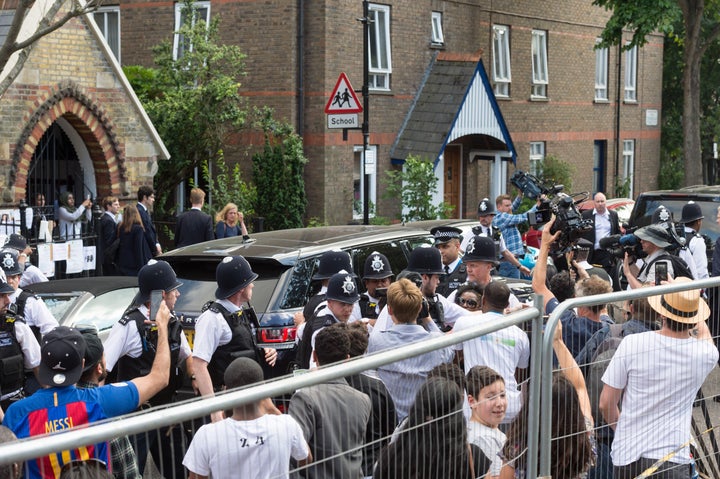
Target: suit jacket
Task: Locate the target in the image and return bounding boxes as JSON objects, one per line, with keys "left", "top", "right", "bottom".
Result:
{"left": 99, "top": 212, "right": 118, "bottom": 275}
{"left": 581, "top": 208, "right": 620, "bottom": 245}
{"left": 137, "top": 202, "right": 158, "bottom": 256}
{"left": 175, "top": 208, "right": 214, "bottom": 248}
{"left": 117, "top": 224, "right": 153, "bottom": 276}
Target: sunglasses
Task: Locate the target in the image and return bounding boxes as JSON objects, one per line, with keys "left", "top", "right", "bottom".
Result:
{"left": 457, "top": 297, "right": 479, "bottom": 309}
{"left": 60, "top": 458, "right": 108, "bottom": 475}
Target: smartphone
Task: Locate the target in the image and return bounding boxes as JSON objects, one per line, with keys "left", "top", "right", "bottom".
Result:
{"left": 149, "top": 290, "right": 164, "bottom": 322}
{"left": 655, "top": 262, "right": 668, "bottom": 285}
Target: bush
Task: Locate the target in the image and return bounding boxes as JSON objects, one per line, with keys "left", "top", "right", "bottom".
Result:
{"left": 383, "top": 155, "right": 454, "bottom": 222}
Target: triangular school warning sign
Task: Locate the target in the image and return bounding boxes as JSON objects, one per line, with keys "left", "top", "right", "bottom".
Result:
{"left": 325, "top": 72, "right": 363, "bottom": 114}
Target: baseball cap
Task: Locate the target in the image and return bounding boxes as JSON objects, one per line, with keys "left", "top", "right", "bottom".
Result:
{"left": 39, "top": 326, "right": 86, "bottom": 387}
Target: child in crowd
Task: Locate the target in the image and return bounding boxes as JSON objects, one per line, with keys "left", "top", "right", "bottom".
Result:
{"left": 467, "top": 366, "right": 507, "bottom": 479}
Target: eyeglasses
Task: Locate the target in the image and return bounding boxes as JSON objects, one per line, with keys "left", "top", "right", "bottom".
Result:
{"left": 457, "top": 297, "right": 479, "bottom": 309}
{"left": 60, "top": 458, "right": 108, "bottom": 475}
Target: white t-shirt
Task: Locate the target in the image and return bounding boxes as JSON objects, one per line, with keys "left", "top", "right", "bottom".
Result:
{"left": 453, "top": 312, "right": 530, "bottom": 423}
{"left": 468, "top": 421, "right": 506, "bottom": 477}
{"left": 183, "top": 414, "right": 309, "bottom": 479}
{"left": 602, "top": 331, "right": 718, "bottom": 466}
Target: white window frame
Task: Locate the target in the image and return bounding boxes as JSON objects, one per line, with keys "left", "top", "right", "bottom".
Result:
{"left": 529, "top": 142, "right": 545, "bottom": 177}
{"left": 492, "top": 25, "right": 511, "bottom": 97}
{"left": 93, "top": 7, "right": 121, "bottom": 62}
{"left": 624, "top": 43, "right": 638, "bottom": 102}
{"left": 595, "top": 39, "right": 608, "bottom": 101}
{"left": 173, "top": 1, "right": 211, "bottom": 60}
{"left": 622, "top": 139, "right": 635, "bottom": 198}
{"left": 431, "top": 11, "right": 444, "bottom": 45}
{"left": 368, "top": 4, "right": 392, "bottom": 91}
{"left": 531, "top": 30, "right": 548, "bottom": 98}
{"left": 353, "top": 146, "right": 378, "bottom": 219}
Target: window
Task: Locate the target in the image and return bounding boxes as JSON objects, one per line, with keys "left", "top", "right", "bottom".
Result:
{"left": 368, "top": 4, "right": 392, "bottom": 90}
{"left": 353, "top": 145, "right": 377, "bottom": 219}
{"left": 492, "top": 25, "right": 511, "bottom": 97}
{"left": 624, "top": 44, "right": 637, "bottom": 102}
{"left": 173, "top": 1, "right": 210, "bottom": 60}
{"left": 529, "top": 142, "right": 545, "bottom": 176}
{"left": 93, "top": 7, "right": 120, "bottom": 61}
{"left": 431, "top": 11, "right": 444, "bottom": 45}
{"left": 594, "top": 39, "right": 608, "bottom": 101}
{"left": 531, "top": 30, "right": 548, "bottom": 98}
{"left": 622, "top": 139, "right": 635, "bottom": 198}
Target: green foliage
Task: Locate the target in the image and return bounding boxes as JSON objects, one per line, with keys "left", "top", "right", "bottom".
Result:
{"left": 383, "top": 155, "right": 455, "bottom": 222}
{"left": 125, "top": 0, "right": 248, "bottom": 214}
{"left": 537, "top": 154, "right": 574, "bottom": 192}
{"left": 614, "top": 176, "right": 632, "bottom": 198}
{"left": 306, "top": 217, "right": 328, "bottom": 228}
{"left": 593, "top": 0, "right": 680, "bottom": 50}
{"left": 199, "top": 150, "right": 256, "bottom": 219}
{"left": 252, "top": 108, "right": 307, "bottom": 231}
{"left": 658, "top": 157, "right": 685, "bottom": 189}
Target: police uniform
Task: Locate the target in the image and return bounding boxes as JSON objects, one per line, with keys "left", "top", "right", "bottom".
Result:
{"left": 4, "top": 234, "right": 48, "bottom": 288}
{"left": 680, "top": 201, "right": 709, "bottom": 280}
{"left": 358, "top": 251, "right": 394, "bottom": 320}
{"left": 0, "top": 280, "right": 40, "bottom": 406}
{"left": 193, "top": 256, "right": 266, "bottom": 389}
{"left": 430, "top": 226, "right": 467, "bottom": 299}
{"left": 298, "top": 271, "right": 360, "bottom": 369}
{"left": 103, "top": 260, "right": 190, "bottom": 477}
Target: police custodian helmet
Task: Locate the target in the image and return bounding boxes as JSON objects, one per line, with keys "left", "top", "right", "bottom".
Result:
{"left": 325, "top": 271, "right": 360, "bottom": 304}
{"left": 215, "top": 256, "right": 258, "bottom": 299}
{"left": 137, "top": 259, "right": 183, "bottom": 303}
{"left": 363, "top": 252, "right": 393, "bottom": 280}
{"left": 312, "top": 250, "right": 356, "bottom": 280}
{"left": 0, "top": 249, "right": 22, "bottom": 276}
{"left": 462, "top": 235, "right": 499, "bottom": 265}
{"left": 406, "top": 245, "right": 445, "bottom": 275}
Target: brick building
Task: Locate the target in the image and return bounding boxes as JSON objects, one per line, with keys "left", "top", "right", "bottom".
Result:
{"left": 102, "top": 0, "right": 662, "bottom": 223}
{"left": 0, "top": 0, "right": 168, "bottom": 212}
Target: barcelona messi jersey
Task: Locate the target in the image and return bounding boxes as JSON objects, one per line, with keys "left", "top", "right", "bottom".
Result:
{"left": 3, "top": 383, "right": 139, "bottom": 479}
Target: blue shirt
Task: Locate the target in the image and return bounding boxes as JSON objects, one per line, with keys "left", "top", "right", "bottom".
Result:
{"left": 368, "top": 323, "right": 453, "bottom": 421}
{"left": 492, "top": 196, "right": 536, "bottom": 257}
{"left": 546, "top": 298, "right": 613, "bottom": 359}
{"left": 4, "top": 383, "right": 139, "bottom": 479}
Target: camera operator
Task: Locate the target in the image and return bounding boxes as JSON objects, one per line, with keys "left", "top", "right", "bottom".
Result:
{"left": 493, "top": 193, "right": 542, "bottom": 279}
{"left": 622, "top": 225, "right": 678, "bottom": 289}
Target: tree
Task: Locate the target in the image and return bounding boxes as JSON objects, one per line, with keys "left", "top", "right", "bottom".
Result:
{"left": 124, "top": 0, "right": 246, "bottom": 214}
{"left": 594, "top": 0, "right": 720, "bottom": 186}
{"left": 0, "top": 0, "right": 103, "bottom": 95}
{"left": 199, "top": 150, "right": 256, "bottom": 220}
{"left": 383, "top": 155, "right": 454, "bottom": 222}
{"left": 252, "top": 108, "right": 307, "bottom": 231}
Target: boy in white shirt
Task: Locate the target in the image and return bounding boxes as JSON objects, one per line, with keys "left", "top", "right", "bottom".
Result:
{"left": 466, "top": 365, "right": 507, "bottom": 479}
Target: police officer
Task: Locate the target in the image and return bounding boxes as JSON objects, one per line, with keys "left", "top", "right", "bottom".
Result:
{"left": 359, "top": 251, "right": 393, "bottom": 322}
{"left": 651, "top": 205, "right": 698, "bottom": 280}
{"left": 3, "top": 234, "right": 47, "bottom": 287}
{"left": 300, "top": 271, "right": 360, "bottom": 370}
{"left": 679, "top": 201, "right": 708, "bottom": 280}
{"left": 462, "top": 198, "right": 530, "bottom": 277}
{"left": 0, "top": 249, "right": 58, "bottom": 342}
{"left": 430, "top": 226, "right": 466, "bottom": 298}
{"left": 297, "top": 250, "right": 356, "bottom": 325}
{"left": 449, "top": 235, "right": 523, "bottom": 309}
{"left": 192, "top": 256, "right": 278, "bottom": 422}
{"left": 0, "top": 278, "right": 40, "bottom": 410}
{"left": 103, "top": 259, "right": 193, "bottom": 477}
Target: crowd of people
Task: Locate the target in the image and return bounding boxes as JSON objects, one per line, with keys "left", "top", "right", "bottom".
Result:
{"left": 0, "top": 188, "right": 716, "bottom": 479}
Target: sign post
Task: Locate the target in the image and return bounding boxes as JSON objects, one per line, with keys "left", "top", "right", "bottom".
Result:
{"left": 325, "top": 72, "right": 363, "bottom": 129}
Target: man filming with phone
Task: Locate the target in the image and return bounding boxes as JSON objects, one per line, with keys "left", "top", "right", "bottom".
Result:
{"left": 103, "top": 259, "right": 194, "bottom": 478}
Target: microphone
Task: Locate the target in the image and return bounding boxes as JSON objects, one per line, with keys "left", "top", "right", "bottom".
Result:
{"left": 598, "top": 235, "right": 621, "bottom": 249}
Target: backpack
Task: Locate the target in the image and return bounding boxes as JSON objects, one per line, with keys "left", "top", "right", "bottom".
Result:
{"left": 585, "top": 323, "right": 625, "bottom": 442}
{"left": 643, "top": 253, "right": 694, "bottom": 281}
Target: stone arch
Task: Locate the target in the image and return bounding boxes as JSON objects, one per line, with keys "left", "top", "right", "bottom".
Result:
{"left": 9, "top": 80, "right": 127, "bottom": 202}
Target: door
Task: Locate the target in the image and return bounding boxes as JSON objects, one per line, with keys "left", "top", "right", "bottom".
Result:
{"left": 443, "top": 145, "right": 461, "bottom": 215}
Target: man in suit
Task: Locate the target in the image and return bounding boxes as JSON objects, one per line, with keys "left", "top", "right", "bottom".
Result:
{"left": 175, "top": 188, "right": 214, "bottom": 248}
{"left": 99, "top": 196, "right": 120, "bottom": 275}
{"left": 137, "top": 185, "right": 162, "bottom": 256}
{"left": 581, "top": 192, "right": 620, "bottom": 277}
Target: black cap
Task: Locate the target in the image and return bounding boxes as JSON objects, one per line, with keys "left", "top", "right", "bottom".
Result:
{"left": 477, "top": 198, "right": 495, "bottom": 216}
{"left": 363, "top": 252, "right": 393, "bottom": 280}
{"left": 679, "top": 201, "right": 704, "bottom": 224}
{"left": 137, "top": 260, "right": 183, "bottom": 303}
{"left": 406, "top": 246, "right": 445, "bottom": 275}
{"left": 576, "top": 238, "right": 593, "bottom": 250}
{"left": 0, "top": 249, "right": 22, "bottom": 276}
{"left": 39, "top": 326, "right": 86, "bottom": 387}
{"left": 312, "top": 250, "right": 355, "bottom": 280}
{"left": 4, "top": 234, "right": 27, "bottom": 252}
{"left": 430, "top": 226, "right": 463, "bottom": 245}
{"left": 325, "top": 271, "right": 360, "bottom": 304}
{"left": 215, "top": 256, "right": 259, "bottom": 299}
{"left": 80, "top": 328, "right": 104, "bottom": 374}
{"left": 462, "top": 235, "right": 499, "bottom": 265}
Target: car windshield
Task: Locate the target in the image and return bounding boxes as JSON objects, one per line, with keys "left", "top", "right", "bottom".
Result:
{"left": 631, "top": 198, "right": 720, "bottom": 241}
{"left": 42, "top": 293, "right": 83, "bottom": 322}
{"left": 52, "top": 287, "right": 138, "bottom": 333}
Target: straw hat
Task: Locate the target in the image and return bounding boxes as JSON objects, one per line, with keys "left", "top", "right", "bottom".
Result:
{"left": 648, "top": 277, "right": 710, "bottom": 324}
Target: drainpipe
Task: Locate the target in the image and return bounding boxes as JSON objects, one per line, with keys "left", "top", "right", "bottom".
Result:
{"left": 296, "top": 0, "right": 304, "bottom": 136}
{"left": 614, "top": 42, "right": 622, "bottom": 191}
